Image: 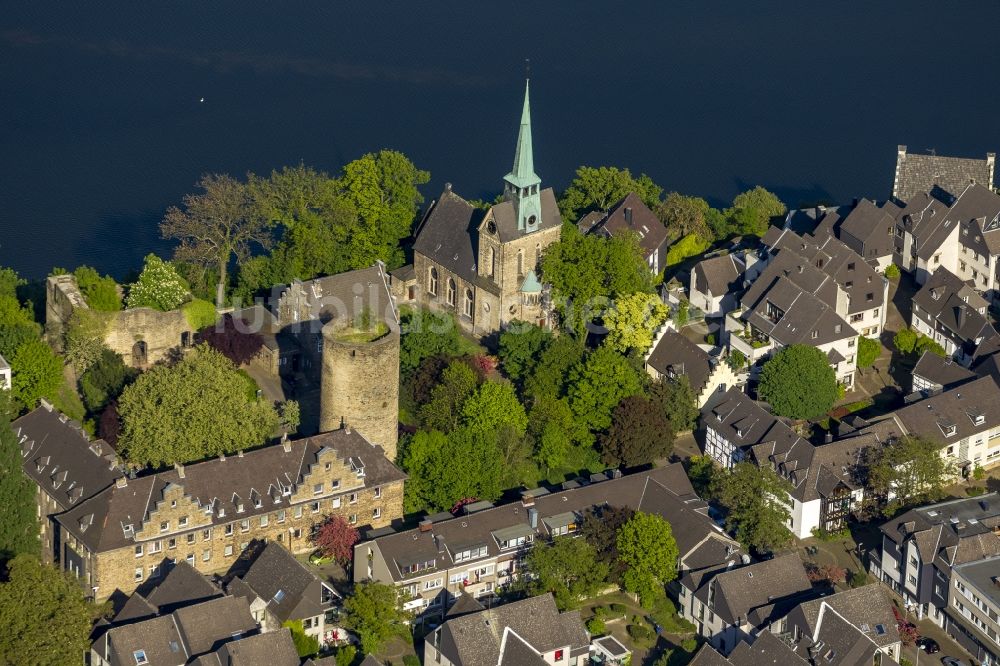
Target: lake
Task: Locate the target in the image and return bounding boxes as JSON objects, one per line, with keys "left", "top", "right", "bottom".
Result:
{"left": 3, "top": 1, "right": 1000, "bottom": 279}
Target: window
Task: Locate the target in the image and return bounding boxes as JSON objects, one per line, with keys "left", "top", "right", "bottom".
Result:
{"left": 225, "top": 524, "right": 234, "bottom": 536}
{"left": 277, "top": 510, "right": 286, "bottom": 523}
{"left": 224, "top": 545, "right": 234, "bottom": 557}
{"left": 349, "top": 514, "right": 358, "bottom": 525}
{"left": 908, "top": 574, "right": 917, "bottom": 585}
{"left": 373, "top": 486, "right": 381, "bottom": 499}
{"left": 160, "top": 521, "right": 169, "bottom": 532}
{"left": 811, "top": 330, "right": 818, "bottom": 339}
{"left": 373, "top": 507, "right": 381, "bottom": 519}
{"left": 851, "top": 313, "right": 863, "bottom": 323}
{"left": 873, "top": 308, "right": 879, "bottom": 317}
{"left": 134, "top": 567, "right": 144, "bottom": 582}
{"left": 517, "top": 249, "right": 524, "bottom": 275}
{"left": 848, "top": 339, "right": 856, "bottom": 347}
{"left": 332, "top": 497, "right": 341, "bottom": 509}
{"left": 167, "top": 538, "right": 176, "bottom": 550}
{"left": 311, "top": 502, "right": 320, "bottom": 513}
{"left": 428, "top": 268, "right": 438, "bottom": 295}
{"left": 866, "top": 292, "right": 874, "bottom": 302}
{"left": 313, "top": 483, "right": 323, "bottom": 496}
{"left": 150, "top": 540, "right": 162, "bottom": 553}
{"left": 135, "top": 544, "right": 143, "bottom": 558}
{"left": 350, "top": 493, "right": 358, "bottom": 504}
{"left": 423, "top": 578, "right": 442, "bottom": 591}
{"left": 295, "top": 506, "right": 303, "bottom": 519}
{"left": 240, "top": 520, "right": 250, "bottom": 532}
{"left": 178, "top": 516, "right": 188, "bottom": 527}
{"left": 186, "top": 533, "right": 195, "bottom": 544}
{"left": 331, "top": 479, "right": 340, "bottom": 490}
{"left": 446, "top": 279, "right": 456, "bottom": 307}
{"left": 260, "top": 514, "right": 269, "bottom": 528}
{"left": 847, "top": 262, "right": 855, "bottom": 271}
{"left": 202, "top": 549, "right": 211, "bottom": 562}
{"left": 303, "top": 618, "right": 314, "bottom": 630}
{"left": 186, "top": 553, "right": 195, "bottom": 565}
{"left": 464, "top": 289, "right": 474, "bottom": 318}
{"left": 133, "top": 650, "right": 149, "bottom": 665}
{"left": 202, "top": 528, "right": 212, "bottom": 541}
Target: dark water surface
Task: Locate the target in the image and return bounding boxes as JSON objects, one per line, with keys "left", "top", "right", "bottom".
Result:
{"left": 3, "top": 2, "right": 1000, "bottom": 279}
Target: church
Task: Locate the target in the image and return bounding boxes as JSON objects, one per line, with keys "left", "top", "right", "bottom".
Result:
{"left": 391, "top": 80, "right": 563, "bottom": 336}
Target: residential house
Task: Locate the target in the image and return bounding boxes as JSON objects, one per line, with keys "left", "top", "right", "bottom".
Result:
{"left": 590, "top": 635, "right": 631, "bottom": 665}
{"left": 911, "top": 266, "right": 1000, "bottom": 363}
{"left": 645, "top": 327, "right": 740, "bottom": 408}
{"left": 397, "top": 81, "right": 561, "bottom": 335}
{"left": 51, "top": 429, "right": 404, "bottom": 601}
{"left": 947, "top": 555, "right": 1000, "bottom": 665}
{"left": 91, "top": 594, "right": 301, "bottom": 666}
{"left": 689, "top": 631, "right": 808, "bottom": 666}
{"left": 835, "top": 198, "right": 902, "bottom": 272}
{"left": 892, "top": 145, "right": 995, "bottom": 206}
{"left": 676, "top": 553, "right": 815, "bottom": 654}
{"left": 866, "top": 375, "right": 1000, "bottom": 474}
{"left": 355, "top": 464, "right": 738, "bottom": 624}
{"left": 870, "top": 493, "right": 1000, "bottom": 625}
{"left": 579, "top": 192, "right": 669, "bottom": 275}
{"left": 701, "top": 386, "right": 800, "bottom": 469}
{"left": 423, "top": 594, "right": 590, "bottom": 666}
{"left": 688, "top": 252, "right": 759, "bottom": 317}
{"left": 106, "top": 560, "right": 223, "bottom": 628}
{"left": 911, "top": 350, "right": 976, "bottom": 394}
{"left": 750, "top": 434, "right": 868, "bottom": 539}
{"left": 785, "top": 585, "right": 902, "bottom": 664}
{"left": 227, "top": 541, "right": 341, "bottom": 646}
{"left": 14, "top": 401, "right": 122, "bottom": 567}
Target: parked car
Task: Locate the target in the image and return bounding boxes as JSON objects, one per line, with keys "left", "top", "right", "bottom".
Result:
{"left": 941, "top": 657, "right": 965, "bottom": 666}
{"left": 309, "top": 550, "right": 333, "bottom": 565}
{"left": 917, "top": 638, "right": 940, "bottom": 654}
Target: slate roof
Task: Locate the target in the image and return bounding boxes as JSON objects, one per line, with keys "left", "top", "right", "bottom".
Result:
{"left": 912, "top": 350, "right": 976, "bottom": 390}
{"left": 144, "top": 561, "right": 222, "bottom": 615}
{"left": 875, "top": 376, "right": 1000, "bottom": 450}
{"left": 272, "top": 263, "right": 399, "bottom": 331}
{"left": 790, "top": 585, "right": 899, "bottom": 650}
{"left": 646, "top": 329, "right": 714, "bottom": 393}
{"left": 751, "top": 435, "right": 867, "bottom": 504}
{"left": 208, "top": 629, "right": 300, "bottom": 666}
{"left": 837, "top": 198, "right": 898, "bottom": 260}
{"left": 728, "top": 631, "right": 808, "bottom": 666}
{"left": 954, "top": 556, "right": 1000, "bottom": 607}
{"left": 446, "top": 592, "right": 486, "bottom": 618}
{"left": 689, "top": 644, "right": 737, "bottom": 666}
{"left": 704, "top": 387, "right": 801, "bottom": 454}
{"left": 58, "top": 429, "right": 405, "bottom": 554}
{"left": 893, "top": 145, "right": 995, "bottom": 204}
{"left": 365, "top": 464, "right": 723, "bottom": 584}
{"left": 947, "top": 183, "right": 1000, "bottom": 256}
{"left": 892, "top": 190, "right": 953, "bottom": 261}
{"left": 488, "top": 188, "right": 561, "bottom": 243}
{"left": 14, "top": 403, "right": 122, "bottom": 512}
{"left": 580, "top": 192, "right": 668, "bottom": 259}
{"left": 433, "top": 594, "right": 587, "bottom": 666}
{"left": 912, "top": 267, "right": 997, "bottom": 347}
{"left": 227, "top": 541, "right": 334, "bottom": 624}
{"left": 790, "top": 601, "right": 889, "bottom": 666}
{"left": 698, "top": 553, "right": 814, "bottom": 627}
{"left": 693, "top": 254, "right": 743, "bottom": 297}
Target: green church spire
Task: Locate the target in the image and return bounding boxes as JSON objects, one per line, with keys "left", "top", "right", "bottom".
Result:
{"left": 503, "top": 79, "right": 542, "bottom": 232}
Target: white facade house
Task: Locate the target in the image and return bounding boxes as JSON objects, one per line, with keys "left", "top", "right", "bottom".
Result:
{"left": 645, "top": 325, "right": 741, "bottom": 409}
{"left": 0, "top": 353, "right": 9, "bottom": 390}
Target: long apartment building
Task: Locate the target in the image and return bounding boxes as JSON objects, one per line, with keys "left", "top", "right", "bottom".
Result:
{"left": 16, "top": 402, "right": 405, "bottom": 601}
{"left": 354, "top": 463, "right": 740, "bottom": 624}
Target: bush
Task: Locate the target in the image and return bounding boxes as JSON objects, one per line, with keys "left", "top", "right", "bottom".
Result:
{"left": 282, "top": 620, "right": 319, "bottom": 658}
{"left": 967, "top": 486, "right": 987, "bottom": 497}
{"left": 609, "top": 603, "right": 627, "bottom": 617}
{"left": 627, "top": 623, "right": 655, "bottom": 649}
{"left": 182, "top": 298, "right": 217, "bottom": 330}
{"left": 126, "top": 254, "right": 189, "bottom": 311}
{"left": 402, "top": 656, "right": 421, "bottom": 666}
{"left": 73, "top": 266, "right": 121, "bottom": 311}
{"left": 857, "top": 336, "right": 882, "bottom": 369}
{"left": 665, "top": 233, "right": 710, "bottom": 268}
{"left": 79, "top": 348, "right": 137, "bottom": 414}
{"left": 973, "top": 465, "right": 986, "bottom": 481}
{"left": 332, "top": 645, "right": 357, "bottom": 666}
{"left": 884, "top": 264, "right": 900, "bottom": 280}
{"left": 705, "top": 333, "right": 716, "bottom": 346}
{"left": 681, "top": 637, "right": 698, "bottom": 652}
{"left": 848, "top": 569, "right": 870, "bottom": 588}
{"left": 586, "top": 617, "right": 606, "bottom": 635}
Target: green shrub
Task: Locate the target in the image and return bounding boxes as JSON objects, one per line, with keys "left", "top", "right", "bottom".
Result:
{"left": 182, "top": 298, "right": 217, "bottom": 330}
{"left": 900, "top": 657, "right": 913, "bottom": 666}
{"left": 968, "top": 486, "right": 987, "bottom": 497}
{"left": 73, "top": 266, "right": 121, "bottom": 311}
{"left": 627, "top": 623, "right": 655, "bottom": 648}
{"left": 705, "top": 333, "right": 716, "bottom": 346}
{"left": 333, "top": 645, "right": 357, "bottom": 666}
{"left": 282, "top": 620, "right": 319, "bottom": 658}
{"left": 857, "top": 336, "right": 882, "bottom": 369}
{"left": 848, "top": 569, "right": 870, "bottom": 588}
{"left": 586, "top": 617, "right": 606, "bottom": 635}
{"left": 666, "top": 233, "right": 710, "bottom": 268}
{"left": 884, "top": 264, "right": 900, "bottom": 280}
{"left": 593, "top": 605, "right": 610, "bottom": 620}
{"left": 402, "top": 656, "right": 421, "bottom": 666}
{"left": 609, "top": 603, "right": 627, "bottom": 616}
{"left": 973, "top": 465, "right": 986, "bottom": 481}
{"left": 681, "top": 637, "right": 698, "bottom": 652}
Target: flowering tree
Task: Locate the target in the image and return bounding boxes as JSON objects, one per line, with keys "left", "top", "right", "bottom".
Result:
{"left": 126, "top": 254, "right": 189, "bottom": 311}
{"left": 312, "top": 515, "right": 360, "bottom": 565}
{"left": 893, "top": 605, "right": 919, "bottom": 645}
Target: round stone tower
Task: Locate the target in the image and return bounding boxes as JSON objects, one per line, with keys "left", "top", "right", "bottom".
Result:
{"left": 319, "top": 317, "right": 400, "bottom": 461}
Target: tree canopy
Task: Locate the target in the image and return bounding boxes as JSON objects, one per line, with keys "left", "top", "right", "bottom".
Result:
{"left": 498, "top": 322, "right": 552, "bottom": 384}
{"left": 715, "top": 462, "right": 794, "bottom": 553}
{"left": 599, "top": 395, "right": 674, "bottom": 467}
{"left": 198, "top": 314, "right": 264, "bottom": 366}
{"left": 116, "top": 345, "right": 278, "bottom": 467}
{"left": 72, "top": 266, "right": 121, "bottom": 311}
{"left": 758, "top": 344, "right": 838, "bottom": 420}
{"left": 728, "top": 186, "right": 787, "bottom": 237}
{"left": 399, "top": 428, "right": 505, "bottom": 513}
{"left": 126, "top": 254, "right": 190, "bottom": 311}
{"left": 522, "top": 536, "right": 609, "bottom": 610}
{"left": 78, "top": 348, "right": 137, "bottom": 415}
{"left": 0, "top": 394, "right": 38, "bottom": 562}
{"left": 0, "top": 555, "right": 94, "bottom": 664}
{"left": 567, "top": 345, "right": 644, "bottom": 433}
{"left": 312, "top": 515, "right": 360, "bottom": 565}
{"left": 617, "top": 512, "right": 680, "bottom": 604}
{"left": 10, "top": 339, "right": 63, "bottom": 412}
{"left": 342, "top": 581, "right": 410, "bottom": 655}
{"left": 863, "top": 435, "right": 953, "bottom": 515}
{"left": 558, "top": 166, "right": 662, "bottom": 222}
{"left": 857, "top": 336, "right": 882, "bottom": 369}
{"left": 581, "top": 504, "right": 635, "bottom": 584}
{"left": 603, "top": 292, "right": 668, "bottom": 353}
{"left": 657, "top": 192, "right": 714, "bottom": 243}
{"left": 649, "top": 375, "right": 699, "bottom": 433}
{"left": 399, "top": 308, "right": 467, "bottom": 375}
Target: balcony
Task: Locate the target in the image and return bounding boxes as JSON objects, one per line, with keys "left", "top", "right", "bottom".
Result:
{"left": 727, "top": 318, "right": 774, "bottom": 364}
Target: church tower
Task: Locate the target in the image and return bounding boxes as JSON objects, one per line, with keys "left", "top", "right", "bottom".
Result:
{"left": 503, "top": 80, "right": 543, "bottom": 234}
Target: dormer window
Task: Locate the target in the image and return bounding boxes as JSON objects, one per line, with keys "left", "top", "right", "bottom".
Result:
{"left": 236, "top": 503, "right": 245, "bottom": 514}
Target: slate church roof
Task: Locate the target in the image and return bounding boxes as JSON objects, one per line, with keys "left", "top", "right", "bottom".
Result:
{"left": 893, "top": 144, "right": 995, "bottom": 204}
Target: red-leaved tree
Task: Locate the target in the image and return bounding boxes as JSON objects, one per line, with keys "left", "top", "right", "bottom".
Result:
{"left": 198, "top": 315, "right": 264, "bottom": 366}
{"left": 893, "top": 606, "right": 919, "bottom": 645}
{"left": 312, "top": 515, "right": 360, "bottom": 565}
{"left": 806, "top": 563, "right": 848, "bottom": 586}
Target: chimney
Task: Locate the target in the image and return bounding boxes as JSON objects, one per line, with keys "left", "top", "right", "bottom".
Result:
{"left": 958, "top": 305, "right": 967, "bottom": 328}
{"left": 282, "top": 436, "right": 292, "bottom": 453}
{"left": 824, "top": 432, "right": 833, "bottom": 444}
{"left": 521, "top": 491, "right": 536, "bottom": 508}
{"left": 219, "top": 453, "right": 226, "bottom": 462}
{"left": 419, "top": 518, "right": 433, "bottom": 532}
{"left": 115, "top": 476, "right": 128, "bottom": 489}
{"left": 444, "top": 182, "right": 452, "bottom": 194}
{"left": 624, "top": 207, "right": 633, "bottom": 223}
{"left": 237, "top": 450, "right": 244, "bottom": 458}
{"left": 174, "top": 462, "right": 185, "bottom": 479}
{"left": 528, "top": 507, "right": 538, "bottom": 529}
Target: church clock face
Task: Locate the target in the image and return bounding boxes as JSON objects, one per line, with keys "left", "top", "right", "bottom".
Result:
{"left": 487, "top": 220, "right": 497, "bottom": 235}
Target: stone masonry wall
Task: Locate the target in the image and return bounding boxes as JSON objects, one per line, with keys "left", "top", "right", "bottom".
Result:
{"left": 103, "top": 307, "right": 195, "bottom": 368}
{"left": 320, "top": 326, "right": 400, "bottom": 461}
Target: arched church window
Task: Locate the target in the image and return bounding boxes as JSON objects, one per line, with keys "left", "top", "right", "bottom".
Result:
{"left": 517, "top": 249, "right": 524, "bottom": 276}
{"left": 535, "top": 243, "right": 541, "bottom": 268}
{"left": 446, "top": 279, "right": 456, "bottom": 306}
{"left": 464, "top": 289, "right": 474, "bottom": 318}
{"left": 428, "top": 267, "right": 438, "bottom": 295}
{"left": 488, "top": 247, "right": 496, "bottom": 276}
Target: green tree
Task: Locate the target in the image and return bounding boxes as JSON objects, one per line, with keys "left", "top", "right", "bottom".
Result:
{"left": 581, "top": 505, "right": 635, "bottom": 584}
{"left": 498, "top": 322, "right": 552, "bottom": 384}
{"left": 527, "top": 395, "right": 588, "bottom": 475}
{"left": 617, "top": 512, "right": 680, "bottom": 604}
{"left": 0, "top": 295, "right": 41, "bottom": 360}
{"left": 399, "top": 308, "right": 464, "bottom": 374}
{"left": 568, "top": 346, "right": 644, "bottom": 433}
{"left": 400, "top": 428, "right": 505, "bottom": 513}
{"left": 523, "top": 537, "right": 609, "bottom": 610}
{"left": 63, "top": 309, "right": 113, "bottom": 374}
{"left": 603, "top": 292, "right": 669, "bottom": 353}
{"left": 728, "top": 186, "right": 786, "bottom": 237}
{"left": 420, "top": 361, "right": 479, "bottom": 431}
{"left": 72, "top": 266, "right": 121, "bottom": 311}
{"left": 541, "top": 225, "right": 652, "bottom": 338}
{"left": 282, "top": 619, "right": 320, "bottom": 658}
{"left": 758, "top": 345, "right": 838, "bottom": 420}
{"left": 126, "top": 254, "right": 189, "bottom": 311}
{"left": 884, "top": 264, "right": 901, "bottom": 280}
{"left": 727, "top": 348, "right": 747, "bottom": 372}
{"left": 0, "top": 555, "right": 94, "bottom": 664}
{"left": 715, "top": 462, "right": 794, "bottom": 553}
{"left": 117, "top": 345, "right": 279, "bottom": 467}
{"left": 524, "top": 335, "right": 585, "bottom": 399}
{"left": 161, "top": 173, "right": 272, "bottom": 308}
{"left": 79, "top": 348, "right": 137, "bottom": 415}
{"left": 599, "top": 396, "right": 674, "bottom": 467}
{"left": 460, "top": 380, "right": 528, "bottom": 438}
{"left": 857, "top": 336, "right": 882, "bottom": 369}
{"left": 863, "top": 436, "right": 953, "bottom": 515}
{"left": 914, "top": 335, "right": 946, "bottom": 358}
{"left": 649, "top": 376, "right": 699, "bottom": 432}
{"left": 10, "top": 339, "right": 63, "bottom": 411}
{"left": 0, "top": 267, "right": 24, "bottom": 299}
{"left": 0, "top": 393, "right": 38, "bottom": 561}
{"left": 558, "top": 165, "right": 662, "bottom": 221}
{"left": 342, "top": 582, "right": 409, "bottom": 655}
{"left": 664, "top": 233, "right": 710, "bottom": 268}
{"left": 656, "top": 192, "right": 714, "bottom": 242}
{"left": 686, "top": 455, "right": 717, "bottom": 498}
{"left": 893, "top": 327, "right": 917, "bottom": 355}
